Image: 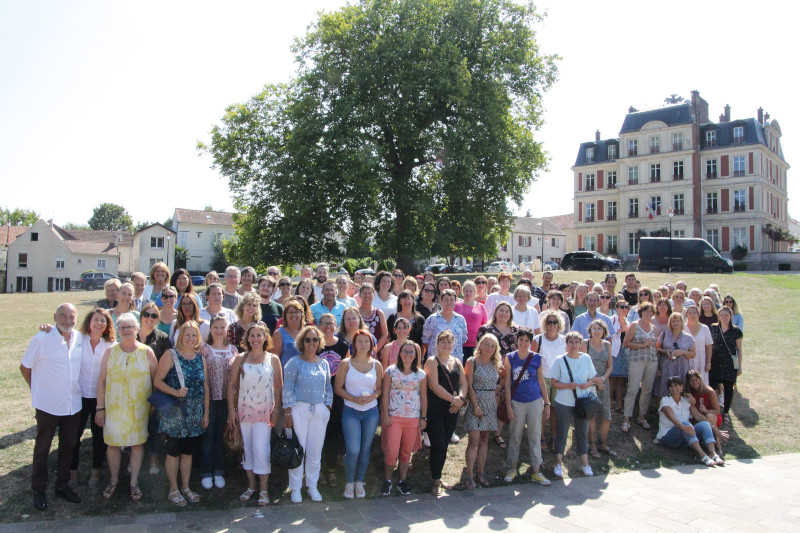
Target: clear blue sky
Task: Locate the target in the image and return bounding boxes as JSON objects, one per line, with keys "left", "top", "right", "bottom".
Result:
{"left": 1, "top": 0, "right": 797, "bottom": 226}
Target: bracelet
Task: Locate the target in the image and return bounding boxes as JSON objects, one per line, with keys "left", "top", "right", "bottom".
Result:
{"left": 96, "top": 407, "right": 105, "bottom": 411}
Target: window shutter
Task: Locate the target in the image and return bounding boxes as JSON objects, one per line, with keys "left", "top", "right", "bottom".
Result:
{"left": 518, "top": 236, "right": 522, "bottom": 246}
{"left": 720, "top": 155, "right": 729, "bottom": 177}
{"left": 749, "top": 187, "right": 754, "bottom": 210}
{"left": 598, "top": 200, "right": 604, "bottom": 220}
{"left": 578, "top": 172, "right": 583, "bottom": 192}
{"left": 578, "top": 202, "right": 583, "bottom": 222}
{"left": 597, "top": 170, "right": 604, "bottom": 189}
{"left": 65, "top": 278, "right": 71, "bottom": 291}
{"left": 749, "top": 225, "right": 755, "bottom": 250}
{"left": 748, "top": 152, "right": 754, "bottom": 174}
{"left": 721, "top": 189, "right": 729, "bottom": 212}
{"left": 721, "top": 227, "right": 730, "bottom": 252}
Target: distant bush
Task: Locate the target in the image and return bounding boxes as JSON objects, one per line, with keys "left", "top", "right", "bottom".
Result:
{"left": 733, "top": 261, "right": 748, "bottom": 272}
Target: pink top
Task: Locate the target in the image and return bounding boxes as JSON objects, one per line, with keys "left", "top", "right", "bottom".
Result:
{"left": 454, "top": 301, "right": 488, "bottom": 348}
{"left": 200, "top": 343, "right": 237, "bottom": 401}
{"left": 384, "top": 341, "right": 401, "bottom": 367}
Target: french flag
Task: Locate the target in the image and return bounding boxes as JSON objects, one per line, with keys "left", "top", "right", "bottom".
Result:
{"left": 646, "top": 201, "right": 659, "bottom": 220}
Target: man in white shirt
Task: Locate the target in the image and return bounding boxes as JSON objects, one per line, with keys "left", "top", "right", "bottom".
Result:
{"left": 20, "top": 303, "right": 83, "bottom": 511}
{"left": 313, "top": 263, "right": 329, "bottom": 301}
{"left": 131, "top": 272, "right": 147, "bottom": 311}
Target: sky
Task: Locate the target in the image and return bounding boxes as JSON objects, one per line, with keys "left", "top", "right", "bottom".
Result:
{"left": 1, "top": 0, "right": 798, "bottom": 228}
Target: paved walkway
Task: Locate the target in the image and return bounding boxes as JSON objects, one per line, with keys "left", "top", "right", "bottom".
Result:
{"left": 3, "top": 454, "right": 799, "bottom": 532}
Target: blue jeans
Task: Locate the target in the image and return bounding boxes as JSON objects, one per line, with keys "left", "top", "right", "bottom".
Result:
{"left": 659, "top": 420, "right": 715, "bottom": 448}
{"left": 341, "top": 405, "right": 380, "bottom": 483}
{"left": 201, "top": 400, "right": 228, "bottom": 476}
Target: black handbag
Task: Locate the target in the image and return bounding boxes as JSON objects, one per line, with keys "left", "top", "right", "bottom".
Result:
{"left": 564, "top": 357, "right": 602, "bottom": 420}
{"left": 271, "top": 428, "right": 304, "bottom": 469}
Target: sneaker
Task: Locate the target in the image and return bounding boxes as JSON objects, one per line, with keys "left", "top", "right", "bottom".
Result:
{"left": 308, "top": 487, "right": 323, "bottom": 502}
{"left": 214, "top": 475, "right": 226, "bottom": 489}
{"left": 201, "top": 477, "right": 213, "bottom": 490}
{"left": 355, "top": 481, "right": 366, "bottom": 498}
{"left": 422, "top": 432, "right": 431, "bottom": 447}
{"left": 450, "top": 434, "right": 460, "bottom": 444}
{"left": 503, "top": 469, "right": 516, "bottom": 483}
{"left": 582, "top": 465, "right": 593, "bottom": 477}
{"left": 343, "top": 483, "right": 355, "bottom": 499}
{"left": 290, "top": 489, "right": 302, "bottom": 503}
{"left": 396, "top": 480, "right": 411, "bottom": 496}
{"left": 553, "top": 464, "right": 563, "bottom": 478}
{"left": 532, "top": 472, "right": 551, "bottom": 486}
{"left": 381, "top": 480, "right": 393, "bottom": 496}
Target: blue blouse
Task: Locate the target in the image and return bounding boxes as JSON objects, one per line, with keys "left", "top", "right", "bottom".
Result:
{"left": 282, "top": 356, "right": 333, "bottom": 408}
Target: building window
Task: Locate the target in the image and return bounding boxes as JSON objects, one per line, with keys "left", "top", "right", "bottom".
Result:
{"left": 649, "top": 196, "right": 662, "bottom": 216}
{"left": 628, "top": 233, "right": 640, "bottom": 255}
{"left": 706, "top": 159, "right": 717, "bottom": 178}
{"left": 500, "top": 242, "right": 507, "bottom": 252}
{"left": 733, "top": 126, "right": 744, "bottom": 145}
{"left": 608, "top": 144, "right": 617, "bottom": 160}
{"left": 584, "top": 236, "right": 596, "bottom": 251}
{"left": 97, "top": 259, "right": 107, "bottom": 270}
{"left": 706, "top": 229, "right": 720, "bottom": 250}
{"left": 18, "top": 253, "right": 28, "bottom": 268}
{"left": 649, "top": 163, "right": 661, "bottom": 182}
{"left": 31, "top": 232, "right": 39, "bottom": 242}
{"left": 55, "top": 258, "right": 65, "bottom": 269}
{"left": 649, "top": 136, "right": 660, "bottom": 154}
{"left": 674, "top": 230, "right": 685, "bottom": 238}
{"left": 673, "top": 194, "right": 685, "bottom": 215}
{"left": 672, "top": 132, "right": 683, "bottom": 151}
{"left": 706, "top": 130, "right": 717, "bottom": 147}
{"left": 628, "top": 139, "right": 638, "bottom": 156}
{"left": 607, "top": 171, "right": 617, "bottom": 189}
{"left": 519, "top": 236, "right": 532, "bottom": 247}
{"left": 585, "top": 173, "right": 595, "bottom": 191}
{"left": 518, "top": 255, "right": 532, "bottom": 263}
{"left": 733, "top": 156, "right": 745, "bottom": 177}
{"left": 629, "top": 198, "right": 639, "bottom": 218}
{"left": 149, "top": 257, "right": 164, "bottom": 269}
{"left": 585, "top": 147, "right": 594, "bottom": 163}
{"left": 607, "top": 201, "right": 617, "bottom": 221}
{"left": 585, "top": 203, "right": 595, "bottom": 222}
{"left": 607, "top": 235, "right": 617, "bottom": 255}
{"left": 733, "top": 227, "right": 747, "bottom": 247}
{"left": 150, "top": 236, "right": 165, "bottom": 249}
{"left": 628, "top": 166, "right": 639, "bottom": 185}
{"left": 734, "top": 189, "right": 746, "bottom": 212}
{"left": 706, "top": 192, "right": 718, "bottom": 214}
{"left": 673, "top": 160, "right": 684, "bottom": 179}
{"left": 551, "top": 238, "right": 559, "bottom": 247}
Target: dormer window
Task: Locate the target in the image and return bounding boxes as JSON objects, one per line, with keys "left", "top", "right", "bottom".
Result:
{"left": 706, "top": 130, "right": 717, "bottom": 147}
{"left": 585, "top": 146, "right": 594, "bottom": 163}
{"left": 607, "top": 144, "right": 617, "bottom": 160}
{"left": 733, "top": 126, "right": 744, "bottom": 145}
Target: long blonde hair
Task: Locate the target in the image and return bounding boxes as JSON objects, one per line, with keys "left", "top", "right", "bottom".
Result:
{"left": 475, "top": 333, "right": 501, "bottom": 369}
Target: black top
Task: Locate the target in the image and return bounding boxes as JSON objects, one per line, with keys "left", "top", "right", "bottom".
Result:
{"left": 260, "top": 301, "right": 284, "bottom": 334}
{"left": 386, "top": 312, "right": 425, "bottom": 345}
{"left": 141, "top": 328, "right": 172, "bottom": 361}
{"left": 622, "top": 289, "right": 638, "bottom": 306}
{"left": 428, "top": 358, "right": 461, "bottom": 414}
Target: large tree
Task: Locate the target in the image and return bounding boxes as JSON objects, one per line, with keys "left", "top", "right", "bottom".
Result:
{"left": 204, "top": 0, "right": 557, "bottom": 271}
{"left": 1, "top": 207, "right": 39, "bottom": 226}
{"left": 88, "top": 203, "right": 134, "bottom": 232}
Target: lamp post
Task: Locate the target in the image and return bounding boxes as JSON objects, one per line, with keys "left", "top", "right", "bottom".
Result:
{"left": 537, "top": 221, "right": 544, "bottom": 271}
{"left": 667, "top": 208, "right": 674, "bottom": 273}
{"left": 166, "top": 234, "right": 172, "bottom": 271}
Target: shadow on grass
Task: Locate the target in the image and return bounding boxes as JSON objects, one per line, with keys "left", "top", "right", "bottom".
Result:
{"left": 731, "top": 392, "right": 759, "bottom": 429}
{"left": 0, "top": 425, "right": 35, "bottom": 450}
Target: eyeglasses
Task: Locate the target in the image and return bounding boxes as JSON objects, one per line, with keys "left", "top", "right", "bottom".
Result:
{"left": 600, "top": 295, "right": 611, "bottom": 299}
{"left": 638, "top": 292, "right": 648, "bottom": 296}
{"left": 423, "top": 289, "right": 435, "bottom": 293}
{"left": 393, "top": 274, "right": 403, "bottom": 278}
{"left": 723, "top": 300, "right": 733, "bottom": 304}
{"left": 304, "top": 337, "right": 320, "bottom": 343}
{"left": 279, "top": 282, "right": 291, "bottom": 287}
{"left": 142, "top": 311, "right": 159, "bottom": 319}
{"left": 162, "top": 294, "right": 176, "bottom": 300}
{"left": 120, "top": 325, "right": 137, "bottom": 331}
{"left": 181, "top": 300, "right": 195, "bottom": 307}
{"left": 320, "top": 322, "right": 335, "bottom": 327}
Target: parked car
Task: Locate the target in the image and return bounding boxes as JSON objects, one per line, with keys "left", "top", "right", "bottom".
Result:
{"left": 638, "top": 237, "right": 734, "bottom": 273}
{"left": 81, "top": 272, "right": 118, "bottom": 291}
{"left": 355, "top": 268, "right": 376, "bottom": 276}
{"left": 191, "top": 275, "right": 205, "bottom": 286}
{"left": 424, "top": 263, "right": 447, "bottom": 273}
{"left": 487, "top": 261, "right": 518, "bottom": 273}
{"left": 544, "top": 261, "right": 560, "bottom": 271}
{"left": 560, "top": 251, "right": 622, "bottom": 272}
{"left": 517, "top": 261, "right": 534, "bottom": 272}
{"left": 461, "top": 265, "right": 474, "bottom": 273}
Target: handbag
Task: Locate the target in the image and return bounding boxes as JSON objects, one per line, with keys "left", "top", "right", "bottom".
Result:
{"left": 271, "top": 428, "right": 304, "bottom": 469}
{"left": 147, "top": 350, "right": 187, "bottom": 419}
{"left": 437, "top": 357, "right": 466, "bottom": 416}
{"left": 716, "top": 325, "right": 740, "bottom": 370}
{"left": 224, "top": 417, "right": 244, "bottom": 454}
{"left": 497, "top": 352, "right": 535, "bottom": 424}
{"left": 563, "top": 357, "right": 602, "bottom": 420}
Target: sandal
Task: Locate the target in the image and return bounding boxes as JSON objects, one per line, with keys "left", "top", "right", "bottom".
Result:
{"left": 168, "top": 490, "right": 187, "bottom": 507}
{"left": 130, "top": 485, "right": 142, "bottom": 503}
{"left": 102, "top": 481, "right": 118, "bottom": 500}
{"left": 589, "top": 447, "right": 601, "bottom": 459}
{"left": 239, "top": 487, "right": 255, "bottom": 501}
{"left": 431, "top": 482, "right": 442, "bottom": 496}
{"left": 712, "top": 454, "right": 725, "bottom": 466}
{"left": 493, "top": 435, "right": 507, "bottom": 449}
{"left": 637, "top": 418, "right": 651, "bottom": 430}
{"left": 701, "top": 455, "right": 716, "bottom": 467}
{"left": 327, "top": 471, "right": 339, "bottom": 488}
{"left": 258, "top": 490, "right": 269, "bottom": 505}
{"left": 181, "top": 487, "right": 200, "bottom": 503}
{"left": 465, "top": 478, "right": 476, "bottom": 490}
{"left": 598, "top": 442, "right": 617, "bottom": 457}
{"left": 476, "top": 473, "right": 489, "bottom": 487}
{"left": 440, "top": 480, "right": 451, "bottom": 490}
{"left": 621, "top": 422, "right": 630, "bottom": 433}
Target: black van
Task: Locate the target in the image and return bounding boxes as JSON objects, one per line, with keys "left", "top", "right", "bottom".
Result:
{"left": 638, "top": 237, "right": 734, "bottom": 273}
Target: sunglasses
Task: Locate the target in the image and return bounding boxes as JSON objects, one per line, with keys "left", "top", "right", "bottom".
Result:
{"left": 393, "top": 274, "right": 403, "bottom": 278}
{"left": 475, "top": 280, "right": 487, "bottom": 285}
{"left": 639, "top": 293, "right": 648, "bottom": 297}
{"left": 304, "top": 337, "right": 320, "bottom": 343}
{"left": 141, "top": 311, "right": 159, "bottom": 319}
{"left": 279, "top": 282, "right": 291, "bottom": 287}
{"left": 162, "top": 294, "right": 176, "bottom": 300}
{"left": 546, "top": 320, "right": 559, "bottom": 325}
{"left": 600, "top": 295, "right": 611, "bottom": 299}
{"left": 423, "top": 289, "right": 435, "bottom": 293}
{"left": 618, "top": 305, "right": 629, "bottom": 309}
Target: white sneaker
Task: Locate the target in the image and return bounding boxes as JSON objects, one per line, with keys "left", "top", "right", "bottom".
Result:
{"left": 291, "top": 489, "right": 302, "bottom": 503}
{"left": 450, "top": 434, "right": 460, "bottom": 444}
{"left": 355, "top": 481, "right": 366, "bottom": 498}
{"left": 201, "top": 476, "right": 213, "bottom": 490}
{"left": 308, "top": 487, "right": 323, "bottom": 502}
{"left": 214, "top": 475, "right": 226, "bottom": 489}
{"left": 422, "top": 432, "right": 431, "bottom": 447}
{"left": 582, "top": 465, "right": 593, "bottom": 477}
{"left": 343, "top": 482, "right": 355, "bottom": 499}
{"left": 553, "top": 464, "right": 563, "bottom": 478}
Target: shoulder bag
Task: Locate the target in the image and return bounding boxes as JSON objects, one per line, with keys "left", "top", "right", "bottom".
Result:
{"left": 271, "top": 428, "right": 304, "bottom": 469}
{"left": 437, "top": 357, "right": 467, "bottom": 416}
{"left": 563, "top": 356, "right": 602, "bottom": 420}
{"left": 716, "top": 325, "right": 739, "bottom": 370}
{"left": 147, "top": 349, "right": 187, "bottom": 419}
{"left": 497, "top": 353, "right": 534, "bottom": 424}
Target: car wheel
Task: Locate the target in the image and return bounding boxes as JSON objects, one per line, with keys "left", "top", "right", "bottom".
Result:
{"left": 602, "top": 264, "right": 611, "bottom": 271}
{"left": 563, "top": 263, "right": 574, "bottom": 271}
{"left": 85, "top": 283, "right": 95, "bottom": 291}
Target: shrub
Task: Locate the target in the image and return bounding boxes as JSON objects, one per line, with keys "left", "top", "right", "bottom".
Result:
{"left": 733, "top": 261, "right": 748, "bottom": 272}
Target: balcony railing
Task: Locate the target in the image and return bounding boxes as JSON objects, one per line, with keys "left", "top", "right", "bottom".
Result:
{"left": 650, "top": 176, "right": 661, "bottom": 183}
{"left": 672, "top": 173, "right": 684, "bottom": 180}
{"left": 628, "top": 178, "right": 639, "bottom": 185}
{"left": 585, "top": 184, "right": 595, "bottom": 191}
{"left": 673, "top": 142, "right": 683, "bottom": 151}
{"left": 733, "top": 170, "right": 745, "bottom": 177}
{"left": 629, "top": 211, "right": 639, "bottom": 218}
{"left": 706, "top": 139, "right": 717, "bottom": 147}
{"left": 706, "top": 172, "right": 717, "bottom": 179}
{"left": 673, "top": 208, "right": 684, "bottom": 215}
{"left": 733, "top": 204, "right": 746, "bottom": 212}
{"left": 650, "top": 146, "right": 660, "bottom": 154}
{"left": 607, "top": 214, "right": 617, "bottom": 221}
{"left": 608, "top": 182, "right": 617, "bottom": 189}
{"left": 585, "top": 216, "right": 594, "bottom": 222}
{"left": 706, "top": 207, "right": 718, "bottom": 214}
{"left": 629, "top": 148, "right": 638, "bottom": 156}
{"left": 733, "top": 136, "right": 745, "bottom": 145}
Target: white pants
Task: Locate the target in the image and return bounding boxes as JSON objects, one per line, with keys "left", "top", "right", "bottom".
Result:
{"left": 240, "top": 421, "right": 271, "bottom": 475}
{"left": 288, "top": 402, "right": 330, "bottom": 490}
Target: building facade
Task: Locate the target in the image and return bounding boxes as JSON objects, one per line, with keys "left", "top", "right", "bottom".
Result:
{"left": 497, "top": 217, "right": 566, "bottom": 266}
{"left": 172, "top": 208, "right": 235, "bottom": 273}
{"left": 572, "top": 91, "right": 790, "bottom": 267}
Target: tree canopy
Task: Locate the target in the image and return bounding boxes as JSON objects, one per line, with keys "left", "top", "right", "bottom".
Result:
{"left": 204, "top": 0, "right": 557, "bottom": 271}
{"left": 1, "top": 207, "right": 39, "bottom": 226}
{"left": 88, "top": 203, "right": 134, "bottom": 232}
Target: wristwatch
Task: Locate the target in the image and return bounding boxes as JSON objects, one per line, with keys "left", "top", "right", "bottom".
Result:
{"left": 420, "top": 416, "right": 428, "bottom": 421}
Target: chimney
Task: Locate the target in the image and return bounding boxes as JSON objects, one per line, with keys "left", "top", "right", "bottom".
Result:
{"left": 765, "top": 112, "right": 770, "bottom": 122}
{"left": 595, "top": 130, "right": 601, "bottom": 142}
{"left": 49, "top": 219, "right": 53, "bottom": 228}
{"left": 724, "top": 104, "right": 731, "bottom": 122}
{"left": 719, "top": 114, "right": 725, "bottom": 123}
{"left": 628, "top": 106, "right": 638, "bottom": 113}
{"left": 757, "top": 107, "right": 764, "bottom": 124}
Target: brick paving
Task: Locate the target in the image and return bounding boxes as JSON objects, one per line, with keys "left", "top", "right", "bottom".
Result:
{"left": 3, "top": 454, "right": 799, "bottom": 532}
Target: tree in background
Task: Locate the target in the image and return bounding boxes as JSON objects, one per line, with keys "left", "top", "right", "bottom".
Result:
{"left": 203, "top": 0, "right": 557, "bottom": 272}
{"left": 1, "top": 207, "right": 39, "bottom": 226}
{"left": 62, "top": 222, "right": 91, "bottom": 230}
{"left": 88, "top": 203, "right": 134, "bottom": 232}
{"left": 210, "top": 234, "right": 229, "bottom": 273}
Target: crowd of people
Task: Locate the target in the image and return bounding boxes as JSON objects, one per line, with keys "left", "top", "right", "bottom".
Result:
{"left": 21, "top": 262, "right": 744, "bottom": 511}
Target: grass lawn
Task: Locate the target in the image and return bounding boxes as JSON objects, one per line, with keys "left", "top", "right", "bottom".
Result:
{"left": 1, "top": 271, "right": 798, "bottom": 522}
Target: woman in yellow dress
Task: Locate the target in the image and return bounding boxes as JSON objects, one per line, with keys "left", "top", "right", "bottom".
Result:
{"left": 96, "top": 313, "right": 158, "bottom": 502}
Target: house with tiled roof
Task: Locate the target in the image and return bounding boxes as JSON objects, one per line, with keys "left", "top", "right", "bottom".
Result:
{"left": 497, "top": 216, "right": 566, "bottom": 266}
{"left": 172, "top": 208, "right": 235, "bottom": 273}
{"left": 1, "top": 224, "right": 30, "bottom": 292}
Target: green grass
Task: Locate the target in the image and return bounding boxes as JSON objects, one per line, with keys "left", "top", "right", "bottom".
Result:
{"left": 0, "top": 272, "right": 797, "bottom": 522}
